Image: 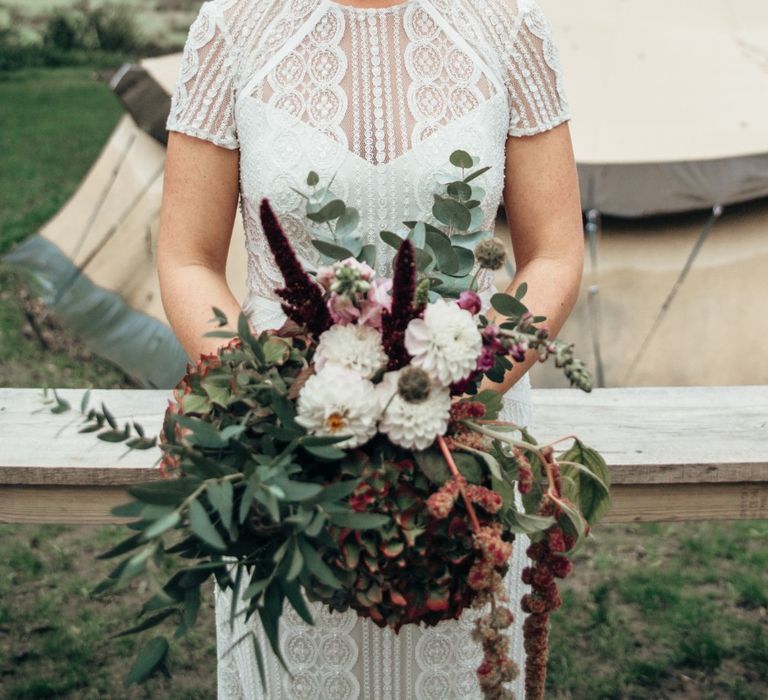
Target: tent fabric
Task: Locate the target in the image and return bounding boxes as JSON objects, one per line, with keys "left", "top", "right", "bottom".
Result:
{"left": 503, "top": 196, "right": 768, "bottom": 388}
{"left": 578, "top": 154, "right": 768, "bottom": 217}
{"left": 541, "top": 0, "right": 768, "bottom": 215}
{"left": 3, "top": 235, "right": 189, "bottom": 389}
{"left": 1, "top": 113, "right": 249, "bottom": 389}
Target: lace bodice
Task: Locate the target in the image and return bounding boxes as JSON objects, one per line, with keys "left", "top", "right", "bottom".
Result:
{"left": 166, "top": 1, "right": 569, "bottom": 697}
{"left": 166, "top": 0, "right": 571, "bottom": 333}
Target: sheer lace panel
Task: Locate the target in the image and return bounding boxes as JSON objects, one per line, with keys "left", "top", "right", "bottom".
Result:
{"left": 251, "top": 3, "right": 497, "bottom": 166}
{"left": 504, "top": 0, "right": 571, "bottom": 136}
{"left": 166, "top": 0, "right": 240, "bottom": 149}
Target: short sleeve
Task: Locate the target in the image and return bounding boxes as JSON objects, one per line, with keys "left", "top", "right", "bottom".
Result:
{"left": 165, "top": 0, "right": 239, "bottom": 149}
{"left": 504, "top": 0, "right": 571, "bottom": 137}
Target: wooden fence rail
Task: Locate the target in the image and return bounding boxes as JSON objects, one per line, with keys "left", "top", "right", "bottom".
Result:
{"left": 1, "top": 386, "right": 767, "bottom": 525}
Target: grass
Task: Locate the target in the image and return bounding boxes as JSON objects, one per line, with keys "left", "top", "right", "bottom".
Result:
{"left": 0, "top": 31, "right": 765, "bottom": 700}
{"left": 0, "top": 66, "right": 124, "bottom": 254}
{"left": 0, "top": 523, "right": 217, "bottom": 699}
{"left": 546, "top": 521, "right": 768, "bottom": 699}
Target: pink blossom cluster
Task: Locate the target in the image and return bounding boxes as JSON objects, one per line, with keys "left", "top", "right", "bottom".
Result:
{"left": 316, "top": 259, "right": 393, "bottom": 329}
{"left": 425, "top": 476, "right": 504, "bottom": 521}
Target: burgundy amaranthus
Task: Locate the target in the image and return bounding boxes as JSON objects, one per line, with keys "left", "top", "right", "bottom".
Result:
{"left": 426, "top": 471, "right": 519, "bottom": 699}
{"left": 521, "top": 524, "right": 575, "bottom": 700}
{"left": 381, "top": 238, "right": 422, "bottom": 370}
{"left": 258, "top": 197, "right": 332, "bottom": 335}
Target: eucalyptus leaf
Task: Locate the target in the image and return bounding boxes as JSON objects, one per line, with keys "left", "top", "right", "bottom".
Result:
{"left": 450, "top": 149, "right": 473, "bottom": 169}
{"left": 447, "top": 181, "right": 472, "bottom": 201}
{"left": 327, "top": 511, "right": 391, "bottom": 528}
{"left": 335, "top": 206, "right": 360, "bottom": 238}
{"left": 306, "top": 199, "right": 346, "bottom": 223}
{"left": 128, "top": 477, "right": 202, "bottom": 507}
{"left": 454, "top": 246, "right": 475, "bottom": 276}
{"left": 207, "top": 480, "right": 234, "bottom": 531}
{"left": 433, "top": 195, "right": 471, "bottom": 231}
{"left": 112, "top": 609, "right": 178, "bottom": 639}
{"left": 469, "top": 206, "right": 483, "bottom": 230}
{"left": 298, "top": 538, "right": 342, "bottom": 588}
{"left": 189, "top": 499, "right": 226, "bottom": 551}
{"left": 312, "top": 239, "right": 355, "bottom": 261}
{"left": 490, "top": 293, "right": 528, "bottom": 318}
{"left": 379, "top": 230, "right": 405, "bottom": 250}
{"left": 450, "top": 229, "right": 493, "bottom": 250}
{"left": 123, "top": 636, "right": 169, "bottom": 687}
{"left": 424, "top": 229, "right": 459, "bottom": 274}
{"left": 142, "top": 511, "right": 181, "bottom": 540}
{"left": 464, "top": 165, "right": 491, "bottom": 183}
{"left": 413, "top": 247, "right": 435, "bottom": 272}
{"left": 286, "top": 543, "right": 304, "bottom": 582}
{"left": 408, "top": 221, "right": 427, "bottom": 248}
{"left": 285, "top": 579, "right": 314, "bottom": 625}
{"left": 358, "top": 244, "right": 376, "bottom": 267}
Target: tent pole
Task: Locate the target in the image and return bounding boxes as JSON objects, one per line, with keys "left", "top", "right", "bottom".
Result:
{"left": 585, "top": 208, "right": 606, "bottom": 388}
{"left": 623, "top": 204, "right": 724, "bottom": 385}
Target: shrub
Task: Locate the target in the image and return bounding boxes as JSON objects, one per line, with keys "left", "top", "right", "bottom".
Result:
{"left": 86, "top": 3, "right": 144, "bottom": 53}
{"left": 42, "top": 9, "right": 89, "bottom": 52}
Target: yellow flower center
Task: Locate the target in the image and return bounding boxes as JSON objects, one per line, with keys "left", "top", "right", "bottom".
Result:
{"left": 326, "top": 411, "right": 348, "bottom": 432}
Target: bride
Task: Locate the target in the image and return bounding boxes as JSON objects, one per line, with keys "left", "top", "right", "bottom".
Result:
{"left": 157, "top": 0, "right": 583, "bottom": 697}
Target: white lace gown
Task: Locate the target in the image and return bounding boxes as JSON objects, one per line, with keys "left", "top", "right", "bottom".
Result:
{"left": 166, "top": 0, "right": 571, "bottom": 697}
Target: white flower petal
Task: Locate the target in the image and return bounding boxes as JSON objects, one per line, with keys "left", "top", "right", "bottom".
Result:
{"left": 296, "top": 365, "right": 381, "bottom": 448}
{"left": 404, "top": 299, "right": 482, "bottom": 386}
{"left": 315, "top": 324, "right": 388, "bottom": 380}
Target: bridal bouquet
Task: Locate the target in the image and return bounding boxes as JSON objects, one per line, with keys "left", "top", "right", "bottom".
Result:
{"left": 46, "top": 151, "right": 610, "bottom": 700}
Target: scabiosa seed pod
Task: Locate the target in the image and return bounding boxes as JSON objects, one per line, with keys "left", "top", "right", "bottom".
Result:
{"left": 475, "top": 238, "right": 506, "bottom": 270}
{"left": 397, "top": 366, "right": 432, "bottom": 403}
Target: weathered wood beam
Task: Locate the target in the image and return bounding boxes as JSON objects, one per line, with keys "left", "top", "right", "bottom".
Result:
{"left": 1, "top": 386, "right": 766, "bottom": 524}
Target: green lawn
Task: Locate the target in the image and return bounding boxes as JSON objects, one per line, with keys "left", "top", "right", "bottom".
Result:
{"left": 0, "top": 66, "right": 124, "bottom": 254}
{"left": 0, "top": 54, "right": 765, "bottom": 700}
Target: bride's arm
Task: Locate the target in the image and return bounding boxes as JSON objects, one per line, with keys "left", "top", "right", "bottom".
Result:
{"left": 479, "top": 121, "right": 584, "bottom": 395}
{"left": 157, "top": 131, "right": 245, "bottom": 362}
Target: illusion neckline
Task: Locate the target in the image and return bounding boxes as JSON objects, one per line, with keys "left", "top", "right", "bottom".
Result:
{"left": 325, "top": 0, "right": 418, "bottom": 14}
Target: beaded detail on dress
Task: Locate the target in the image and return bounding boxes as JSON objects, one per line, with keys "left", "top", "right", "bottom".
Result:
{"left": 166, "top": 1, "right": 569, "bottom": 696}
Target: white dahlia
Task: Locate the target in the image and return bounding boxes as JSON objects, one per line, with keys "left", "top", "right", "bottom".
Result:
{"left": 404, "top": 298, "right": 483, "bottom": 386}
{"left": 295, "top": 365, "right": 380, "bottom": 448}
{"left": 377, "top": 369, "right": 452, "bottom": 451}
{"left": 314, "top": 324, "right": 388, "bottom": 380}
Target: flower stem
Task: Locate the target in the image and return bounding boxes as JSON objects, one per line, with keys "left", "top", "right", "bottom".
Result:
{"left": 436, "top": 435, "right": 481, "bottom": 532}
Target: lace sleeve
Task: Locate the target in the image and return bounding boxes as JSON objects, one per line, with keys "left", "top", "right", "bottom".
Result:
{"left": 504, "top": 0, "right": 571, "bottom": 137}
{"left": 165, "top": 0, "right": 239, "bottom": 149}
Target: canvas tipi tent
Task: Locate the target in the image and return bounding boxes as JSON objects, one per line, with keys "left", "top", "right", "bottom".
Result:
{"left": 3, "top": 0, "right": 767, "bottom": 389}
